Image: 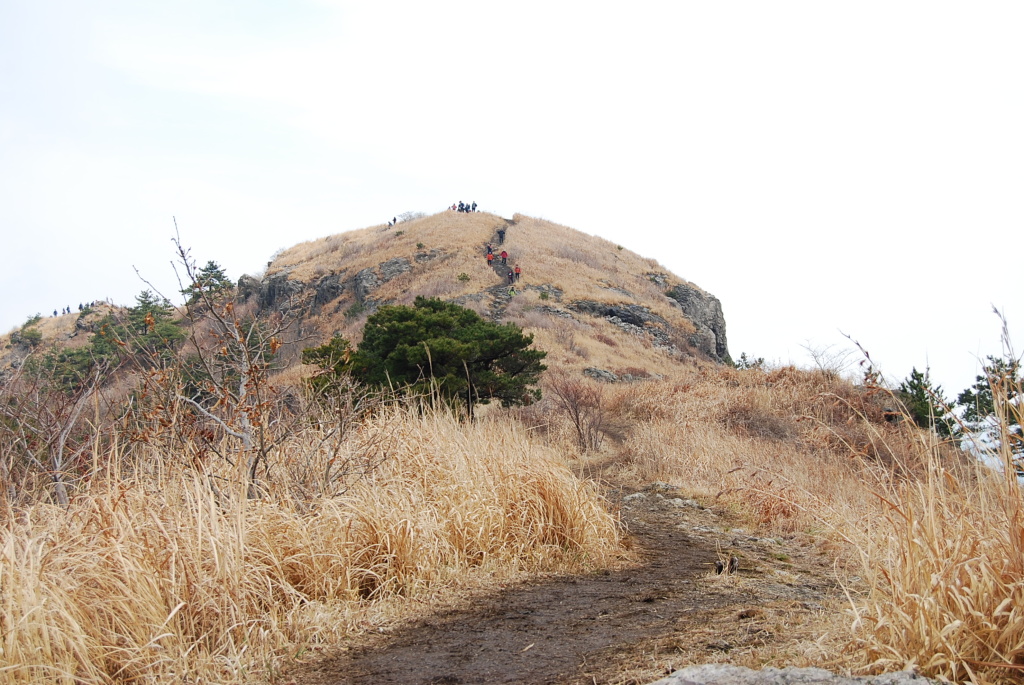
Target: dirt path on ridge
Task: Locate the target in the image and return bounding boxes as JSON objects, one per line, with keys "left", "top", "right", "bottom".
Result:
{"left": 286, "top": 480, "right": 847, "bottom": 685}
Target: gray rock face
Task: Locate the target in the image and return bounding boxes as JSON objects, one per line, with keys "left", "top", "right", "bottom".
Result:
{"left": 570, "top": 301, "right": 666, "bottom": 328}
{"left": 237, "top": 272, "right": 303, "bottom": 310}
{"left": 313, "top": 273, "right": 345, "bottom": 311}
{"left": 353, "top": 258, "right": 412, "bottom": 303}
{"left": 665, "top": 284, "right": 730, "bottom": 364}
{"left": 379, "top": 257, "right": 412, "bottom": 282}
{"left": 650, "top": 665, "right": 937, "bottom": 685}
{"left": 353, "top": 268, "right": 381, "bottom": 302}
{"left": 237, "top": 274, "right": 262, "bottom": 302}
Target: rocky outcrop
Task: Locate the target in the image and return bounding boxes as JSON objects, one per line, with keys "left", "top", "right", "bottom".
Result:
{"left": 379, "top": 257, "right": 412, "bottom": 282}
{"left": 569, "top": 301, "right": 666, "bottom": 329}
{"left": 665, "top": 284, "right": 730, "bottom": 364}
{"left": 569, "top": 300, "right": 676, "bottom": 351}
{"left": 237, "top": 272, "right": 304, "bottom": 310}
{"left": 650, "top": 665, "right": 937, "bottom": 685}
{"left": 584, "top": 367, "right": 620, "bottom": 383}
{"left": 353, "top": 268, "right": 381, "bottom": 302}
{"left": 312, "top": 273, "right": 345, "bottom": 310}
{"left": 414, "top": 249, "right": 444, "bottom": 263}
{"left": 353, "top": 257, "right": 412, "bottom": 303}
{"left": 240, "top": 256, "right": 416, "bottom": 314}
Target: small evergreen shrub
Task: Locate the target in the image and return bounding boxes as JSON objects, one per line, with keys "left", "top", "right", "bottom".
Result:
{"left": 345, "top": 301, "right": 367, "bottom": 319}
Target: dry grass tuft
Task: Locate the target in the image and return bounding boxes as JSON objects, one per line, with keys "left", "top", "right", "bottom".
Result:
{"left": 844, "top": 381, "right": 1024, "bottom": 684}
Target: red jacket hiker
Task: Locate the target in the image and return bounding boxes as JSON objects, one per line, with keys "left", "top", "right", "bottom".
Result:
{"left": 500, "top": 250, "right": 508, "bottom": 265}
{"left": 486, "top": 253, "right": 494, "bottom": 265}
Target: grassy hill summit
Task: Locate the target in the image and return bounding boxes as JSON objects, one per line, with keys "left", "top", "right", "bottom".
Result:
{"left": 239, "top": 210, "right": 729, "bottom": 376}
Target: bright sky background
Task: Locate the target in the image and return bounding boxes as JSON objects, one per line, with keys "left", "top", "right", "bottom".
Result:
{"left": 2, "top": 1, "right": 1021, "bottom": 396}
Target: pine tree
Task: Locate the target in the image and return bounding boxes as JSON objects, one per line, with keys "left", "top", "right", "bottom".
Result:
{"left": 897, "top": 367, "right": 953, "bottom": 437}
{"left": 956, "top": 356, "right": 1021, "bottom": 423}
{"left": 182, "top": 260, "right": 233, "bottom": 304}
{"left": 320, "top": 297, "right": 547, "bottom": 418}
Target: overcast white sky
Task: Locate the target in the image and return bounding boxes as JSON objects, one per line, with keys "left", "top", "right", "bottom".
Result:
{"left": 2, "top": 1, "right": 1021, "bottom": 395}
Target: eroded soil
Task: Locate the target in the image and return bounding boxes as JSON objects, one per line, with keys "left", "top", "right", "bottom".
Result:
{"left": 287, "top": 483, "right": 848, "bottom": 685}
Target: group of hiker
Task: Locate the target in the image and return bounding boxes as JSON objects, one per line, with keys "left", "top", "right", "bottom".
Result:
{"left": 452, "top": 201, "right": 477, "bottom": 213}
{"left": 484, "top": 243, "right": 522, "bottom": 296}
{"left": 54, "top": 302, "right": 96, "bottom": 317}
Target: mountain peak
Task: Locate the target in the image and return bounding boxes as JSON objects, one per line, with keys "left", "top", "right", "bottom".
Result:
{"left": 241, "top": 211, "right": 730, "bottom": 377}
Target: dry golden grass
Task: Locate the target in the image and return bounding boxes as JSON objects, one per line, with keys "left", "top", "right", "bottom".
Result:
{"left": 0, "top": 403, "right": 622, "bottom": 684}
{"left": 540, "top": 360, "right": 1022, "bottom": 683}
{"left": 581, "top": 366, "right": 893, "bottom": 535}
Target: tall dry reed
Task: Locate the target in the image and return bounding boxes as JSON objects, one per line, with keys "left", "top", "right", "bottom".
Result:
{"left": 846, "top": 372, "right": 1024, "bottom": 683}
{"left": 0, "top": 403, "right": 621, "bottom": 684}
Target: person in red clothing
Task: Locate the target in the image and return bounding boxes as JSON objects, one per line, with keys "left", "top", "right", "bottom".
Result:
{"left": 500, "top": 250, "right": 508, "bottom": 265}
{"left": 486, "top": 252, "right": 494, "bottom": 266}
{"left": 513, "top": 264, "right": 521, "bottom": 281}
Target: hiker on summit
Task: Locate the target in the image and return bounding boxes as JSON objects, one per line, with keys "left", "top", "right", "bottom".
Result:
{"left": 471, "top": 201, "right": 477, "bottom": 212}
{"left": 500, "top": 250, "right": 508, "bottom": 266}
{"left": 514, "top": 264, "right": 521, "bottom": 281}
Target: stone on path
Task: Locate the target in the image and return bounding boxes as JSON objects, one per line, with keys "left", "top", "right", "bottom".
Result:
{"left": 650, "top": 664, "right": 938, "bottom": 685}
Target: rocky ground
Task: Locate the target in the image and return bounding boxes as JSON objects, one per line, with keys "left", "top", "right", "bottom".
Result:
{"left": 284, "top": 481, "right": 854, "bottom": 685}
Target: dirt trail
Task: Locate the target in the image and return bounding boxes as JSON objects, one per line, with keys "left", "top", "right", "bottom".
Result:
{"left": 288, "top": 482, "right": 845, "bottom": 685}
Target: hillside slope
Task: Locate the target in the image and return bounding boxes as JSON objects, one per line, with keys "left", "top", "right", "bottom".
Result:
{"left": 239, "top": 211, "right": 730, "bottom": 378}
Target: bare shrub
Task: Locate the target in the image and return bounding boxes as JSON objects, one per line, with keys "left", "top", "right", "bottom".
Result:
{"left": 722, "top": 396, "right": 797, "bottom": 441}
{"left": 416, "top": 277, "right": 458, "bottom": 300}
{"left": 554, "top": 245, "right": 600, "bottom": 269}
{"left": 520, "top": 309, "right": 553, "bottom": 330}
{"left": 546, "top": 371, "right": 606, "bottom": 452}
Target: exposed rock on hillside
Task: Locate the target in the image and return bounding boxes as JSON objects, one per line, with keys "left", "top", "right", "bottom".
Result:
{"left": 237, "top": 272, "right": 304, "bottom": 311}
{"left": 666, "top": 283, "right": 730, "bottom": 364}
